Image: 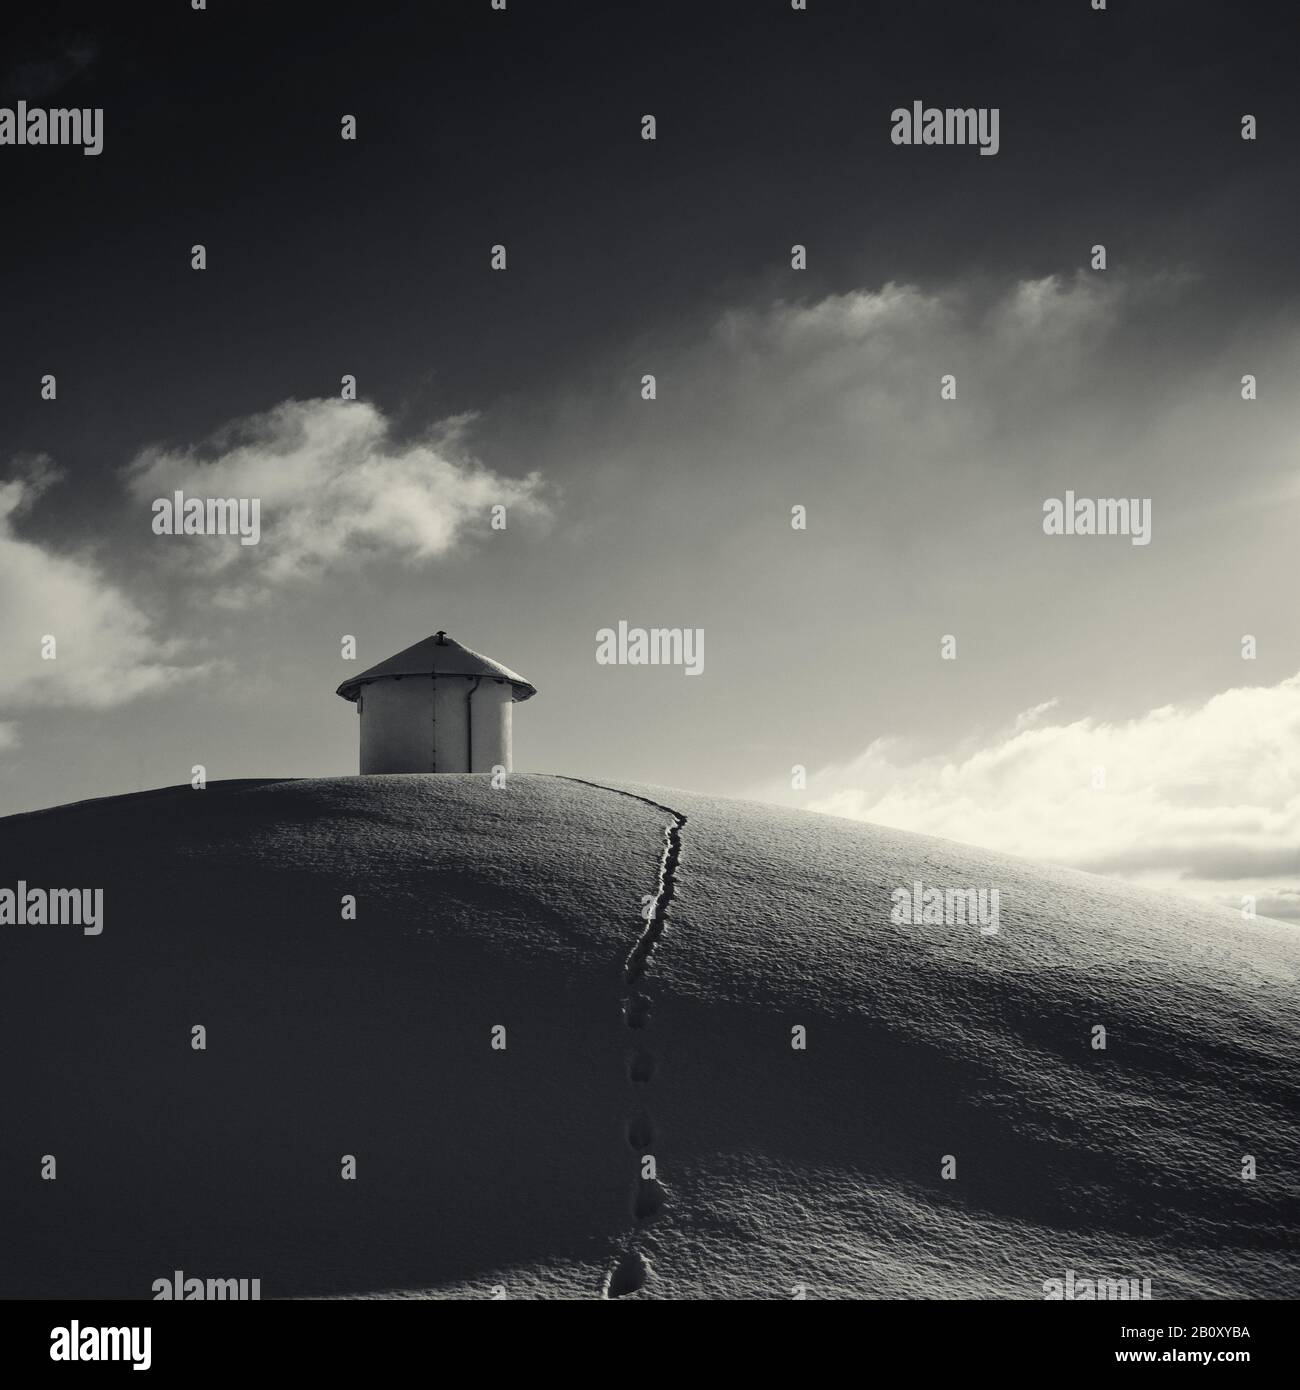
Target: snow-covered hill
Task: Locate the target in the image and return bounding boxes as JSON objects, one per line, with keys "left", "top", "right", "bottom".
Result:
{"left": 0, "top": 775, "right": 1294, "bottom": 1299}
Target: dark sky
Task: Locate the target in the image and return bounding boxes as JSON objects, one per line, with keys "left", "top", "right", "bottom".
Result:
{"left": 1, "top": 0, "right": 1297, "bottom": 918}
{"left": 3, "top": 0, "right": 1296, "bottom": 493}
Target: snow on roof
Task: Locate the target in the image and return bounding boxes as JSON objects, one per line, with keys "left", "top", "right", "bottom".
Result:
{"left": 336, "top": 631, "right": 537, "bottom": 703}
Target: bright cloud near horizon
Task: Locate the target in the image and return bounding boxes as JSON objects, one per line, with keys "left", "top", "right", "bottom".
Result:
{"left": 762, "top": 672, "right": 1300, "bottom": 922}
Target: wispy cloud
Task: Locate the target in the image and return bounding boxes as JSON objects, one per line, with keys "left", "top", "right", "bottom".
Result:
{"left": 123, "top": 398, "right": 550, "bottom": 599}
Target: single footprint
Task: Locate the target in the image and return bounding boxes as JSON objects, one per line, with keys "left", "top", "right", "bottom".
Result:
{"left": 624, "top": 993, "right": 652, "bottom": 1029}
{"left": 627, "top": 1051, "right": 656, "bottom": 1085}
{"left": 605, "top": 1248, "right": 648, "bottom": 1299}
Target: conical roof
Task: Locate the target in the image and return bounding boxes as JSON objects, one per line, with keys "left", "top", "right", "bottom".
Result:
{"left": 336, "top": 631, "right": 537, "bottom": 702}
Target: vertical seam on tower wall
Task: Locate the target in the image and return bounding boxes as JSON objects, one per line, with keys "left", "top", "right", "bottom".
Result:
{"left": 465, "top": 676, "right": 482, "bottom": 772}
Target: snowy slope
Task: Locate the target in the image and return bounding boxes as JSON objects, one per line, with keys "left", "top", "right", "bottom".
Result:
{"left": 606, "top": 782, "right": 1298, "bottom": 1300}
{"left": 0, "top": 775, "right": 1294, "bottom": 1299}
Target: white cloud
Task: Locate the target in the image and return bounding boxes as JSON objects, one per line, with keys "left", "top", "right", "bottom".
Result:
{"left": 771, "top": 674, "right": 1300, "bottom": 919}
{"left": 0, "top": 469, "right": 198, "bottom": 709}
{"left": 123, "top": 398, "right": 550, "bottom": 593}
{"left": 707, "top": 272, "right": 1128, "bottom": 412}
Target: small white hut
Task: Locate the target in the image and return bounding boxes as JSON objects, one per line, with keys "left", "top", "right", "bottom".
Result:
{"left": 336, "top": 630, "right": 536, "bottom": 775}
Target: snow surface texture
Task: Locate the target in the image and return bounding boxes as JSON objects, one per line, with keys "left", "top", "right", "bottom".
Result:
{"left": 0, "top": 775, "right": 1294, "bottom": 1299}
